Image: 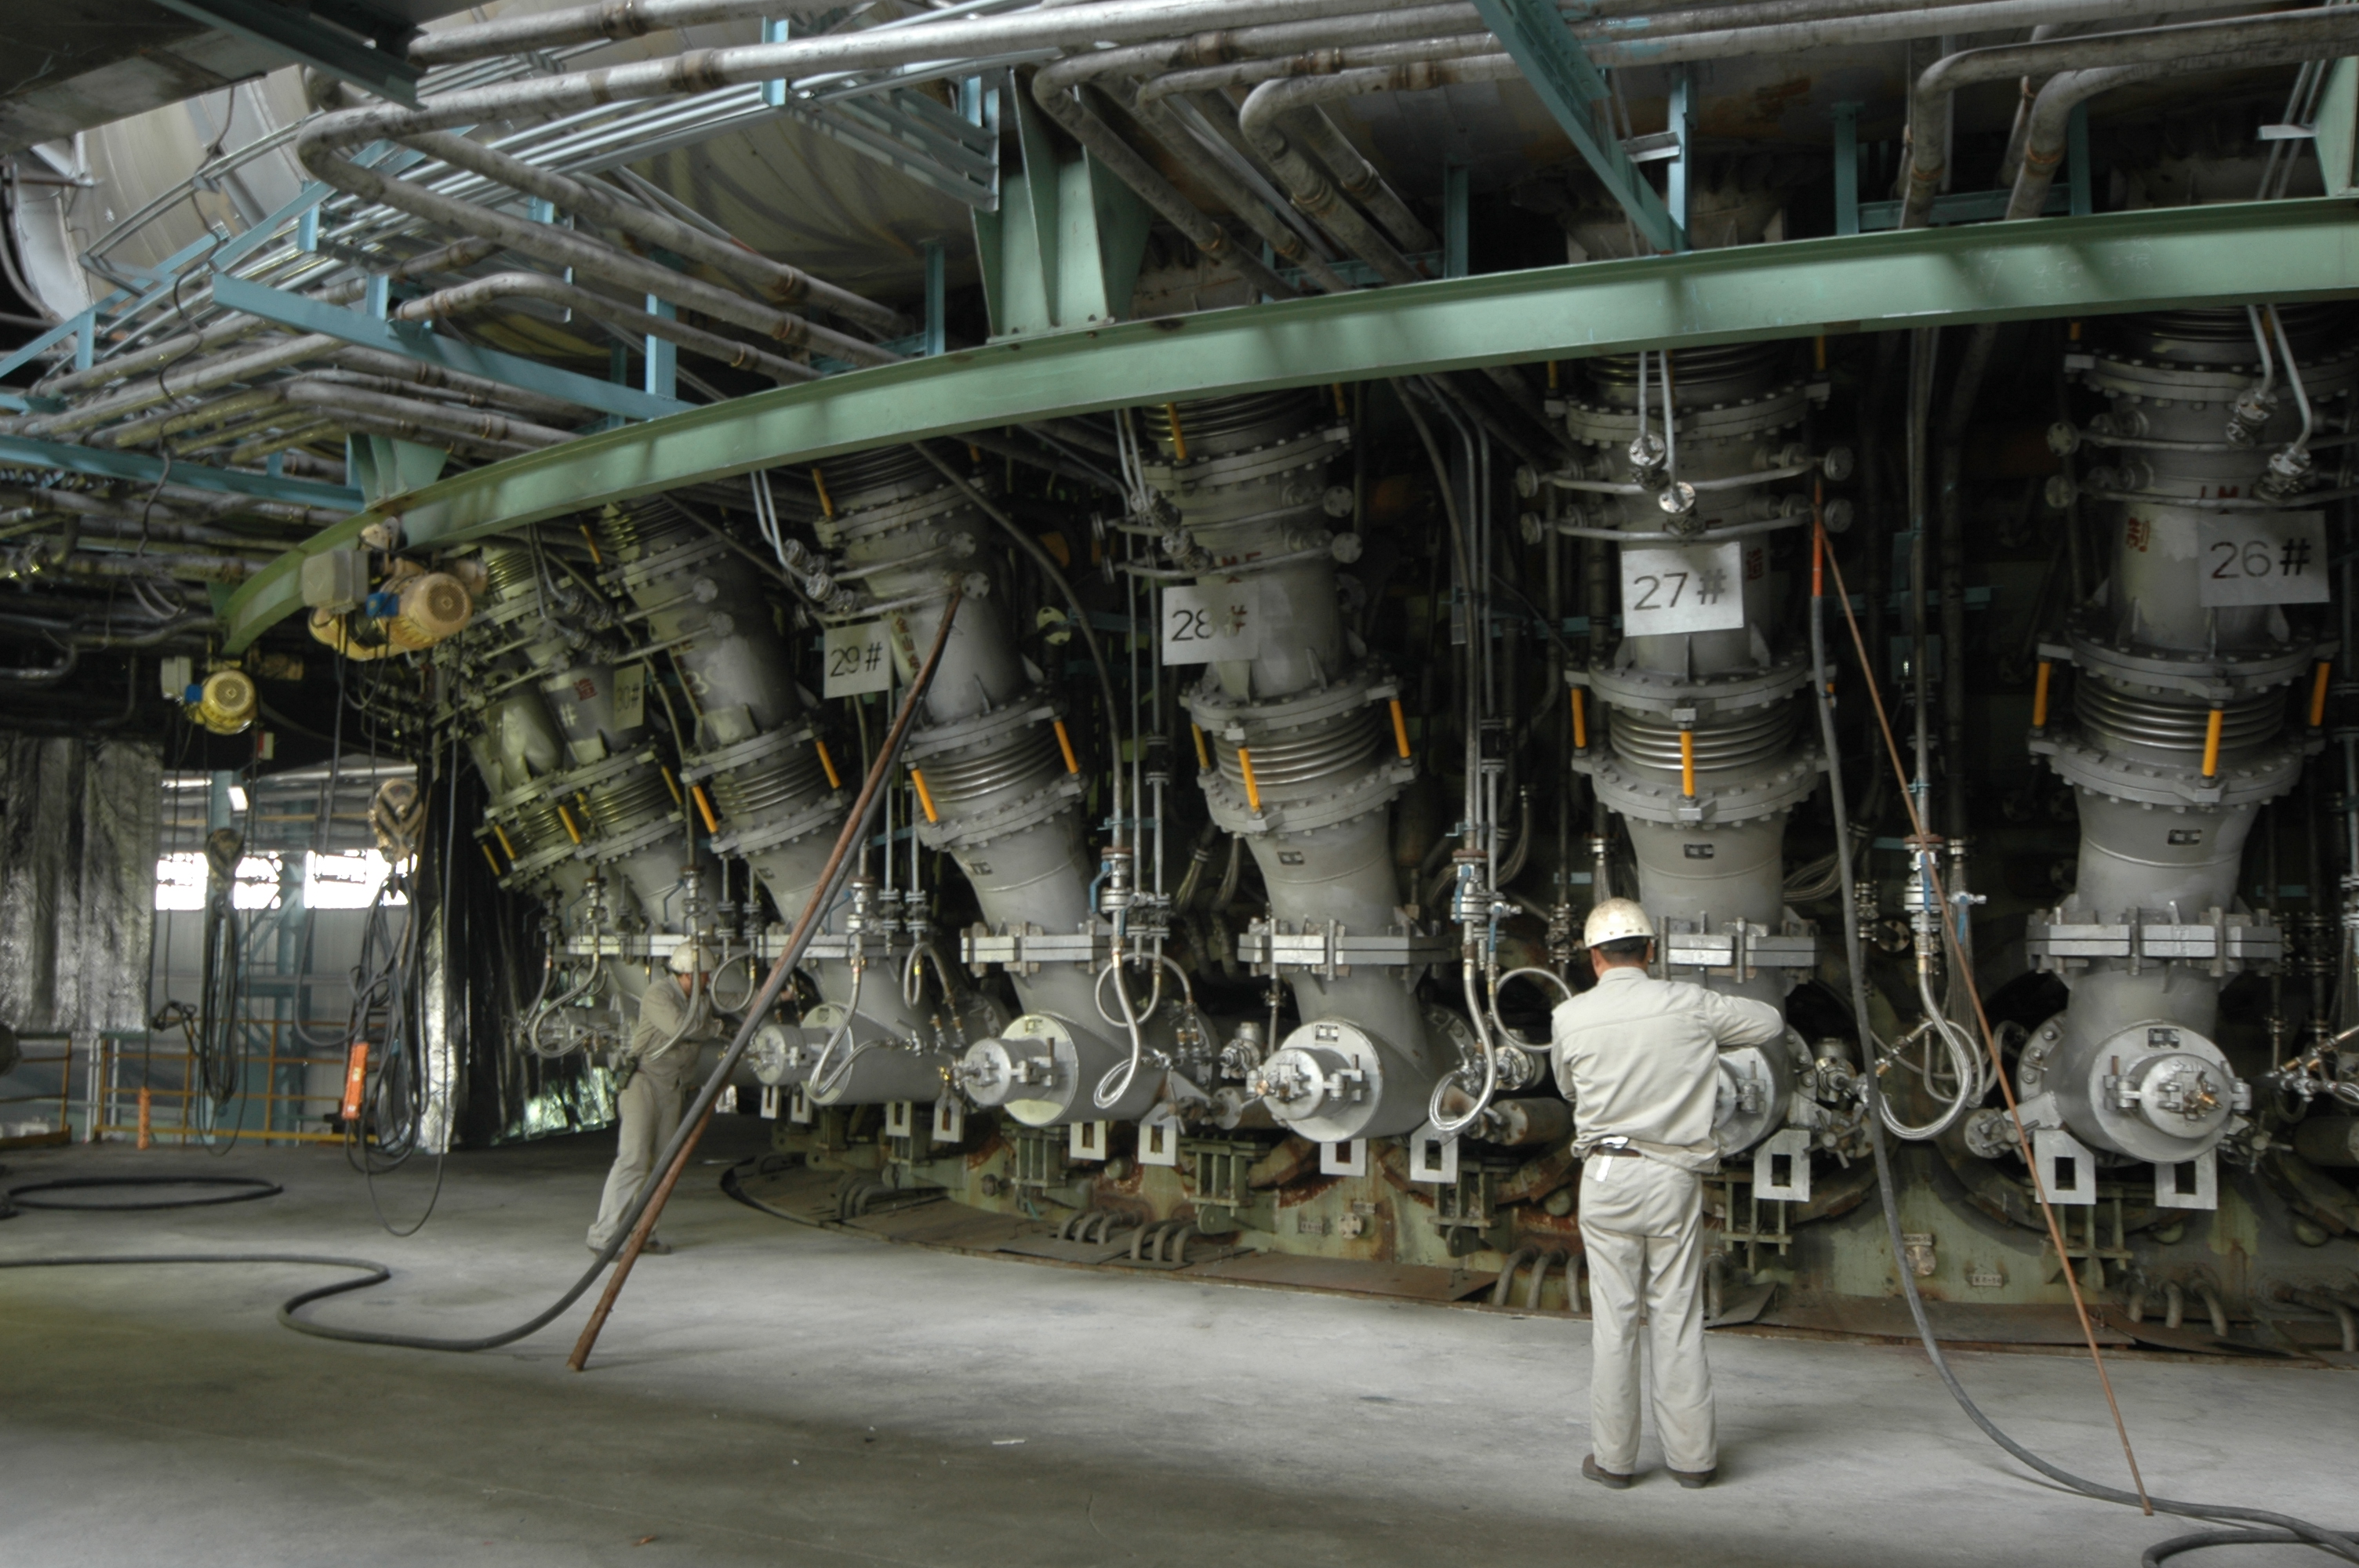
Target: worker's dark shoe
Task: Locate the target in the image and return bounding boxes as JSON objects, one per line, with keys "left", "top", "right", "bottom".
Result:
{"left": 1582, "top": 1456, "right": 1633, "bottom": 1490}
{"left": 1668, "top": 1467, "right": 1716, "bottom": 1490}
{"left": 638, "top": 1236, "right": 674, "bottom": 1255}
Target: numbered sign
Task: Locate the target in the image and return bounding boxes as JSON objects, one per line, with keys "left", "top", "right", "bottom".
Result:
{"left": 1161, "top": 582, "right": 1263, "bottom": 665}
{"left": 2197, "top": 513, "right": 2329, "bottom": 607}
{"left": 823, "top": 620, "right": 893, "bottom": 696}
{"left": 610, "top": 662, "right": 646, "bottom": 730}
{"left": 1619, "top": 542, "right": 1746, "bottom": 636}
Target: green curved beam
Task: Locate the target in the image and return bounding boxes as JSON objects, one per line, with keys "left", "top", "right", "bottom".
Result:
{"left": 225, "top": 197, "right": 2359, "bottom": 651}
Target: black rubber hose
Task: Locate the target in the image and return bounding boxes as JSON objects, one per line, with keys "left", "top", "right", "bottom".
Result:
{"left": 5, "top": 1175, "right": 282, "bottom": 1210}
{"left": 1808, "top": 524, "right": 2359, "bottom": 1567}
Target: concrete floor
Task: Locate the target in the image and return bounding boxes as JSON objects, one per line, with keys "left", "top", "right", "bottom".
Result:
{"left": 1, "top": 1126, "right": 2347, "bottom": 1568}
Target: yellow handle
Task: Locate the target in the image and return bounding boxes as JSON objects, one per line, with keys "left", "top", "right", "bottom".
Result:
{"left": 579, "top": 523, "right": 603, "bottom": 567}
{"left": 2032, "top": 661, "right": 2053, "bottom": 730}
{"left": 1678, "top": 728, "right": 1696, "bottom": 799}
{"left": 1388, "top": 699, "right": 1412, "bottom": 760}
{"left": 1238, "top": 746, "right": 1263, "bottom": 813}
{"left": 2201, "top": 706, "right": 2224, "bottom": 779}
{"left": 1570, "top": 688, "right": 1588, "bottom": 751}
{"left": 2310, "top": 660, "right": 2332, "bottom": 728}
{"left": 1052, "top": 718, "right": 1081, "bottom": 775}
{"left": 1190, "top": 723, "right": 1209, "bottom": 771}
{"left": 660, "top": 765, "right": 682, "bottom": 805}
{"left": 814, "top": 738, "right": 841, "bottom": 789}
{"left": 492, "top": 822, "right": 518, "bottom": 861}
{"left": 557, "top": 802, "right": 583, "bottom": 844}
{"left": 481, "top": 843, "right": 504, "bottom": 877}
{"left": 810, "top": 466, "right": 834, "bottom": 519}
{"left": 691, "top": 783, "right": 719, "bottom": 834}
{"left": 911, "top": 768, "right": 940, "bottom": 824}
{"left": 1164, "top": 403, "right": 1188, "bottom": 462}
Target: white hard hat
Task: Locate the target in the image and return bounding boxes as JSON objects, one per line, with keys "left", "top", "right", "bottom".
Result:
{"left": 1583, "top": 898, "right": 1655, "bottom": 949}
{"left": 667, "top": 942, "right": 710, "bottom": 975}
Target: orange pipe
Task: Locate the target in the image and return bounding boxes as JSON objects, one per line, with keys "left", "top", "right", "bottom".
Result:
{"left": 2310, "top": 660, "right": 2333, "bottom": 728}
{"left": 579, "top": 523, "right": 603, "bottom": 567}
{"left": 493, "top": 822, "right": 518, "bottom": 860}
{"left": 1164, "top": 403, "right": 1188, "bottom": 462}
{"left": 557, "top": 802, "right": 583, "bottom": 844}
{"left": 660, "top": 765, "right": 682, "bottom": 804}
{"left": 136, "top": 1087, "right": 151, "bottom": 1151}
{"left": 811, "top": 466, "right": 834, "bottom": 519}
{"left": 1388, "top": 698, "right": 1412, "bottom": 759}
{"left": 2032, "top": 661, "right": 2053, "bottom": 730}
{"left": 691, "top": 783, "right": 719, "bottom": 834}
{"left": 911, "top": 768, "right": 940, "bottom": 823}
{"left": 1190, "top": 722, "right": 1209, "bottom": 771}
{"left": 1570, "top": 688, "right": 1588, "bottom": 751}
{"left": 1052, "top": 718, "right": 1081, "bottom": 774}
{"left": 1238, "top": 746, "right": 1263, "bottom": 812}
{"left": 1546, "top": 359, "right": 1560, "bottom": 390}
{"left": 1678, "top": 728, "right": 1696, "bottom": 798}
{"left": 2201, "top": 706, "right": 2224, "bottom": 779}
{"left": 482, "top": 843, "right": 504, "bottom": 877}
{"left": 814, "top": 738, "right": 842, "bottom": 789}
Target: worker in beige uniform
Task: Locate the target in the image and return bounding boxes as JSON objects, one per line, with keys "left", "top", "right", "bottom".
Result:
{"left": 587, "top": 942, "right": 718, "bottom": 1257}
{"left": 1551, "top": 898, "right": 1785, "bottom": 1490}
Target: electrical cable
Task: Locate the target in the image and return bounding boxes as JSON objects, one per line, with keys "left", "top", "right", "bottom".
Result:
{"left": 5, "top": 1174, "right": 282, "bottom": 1210}
{"left": 1810, "top": 510, "right": 2359, "bottom": 1566}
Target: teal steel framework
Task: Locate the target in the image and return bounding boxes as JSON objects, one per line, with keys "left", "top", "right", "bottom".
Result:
{"left": 222, "top": 196, "right": 2359, "bottom": 652}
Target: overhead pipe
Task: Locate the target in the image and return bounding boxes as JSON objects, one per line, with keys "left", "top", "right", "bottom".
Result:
{"left": 407, "top": 0, "right": 1463, "bottom": 70}
{"left": 1024, "top": 69, "right": 1302, "bottom": 302}
{"left": 298, "top": 136, "right": 899, "bottom": 370}
{"left": 1237, "top": 81, "right": 1424, "bottom": 285}
{"left": 33, "top": 238, "right": 500, "bottom": 400}
{"left": 391, "top": 273, "right": 819, "bottom": 384}
{"left": 1901, "top": 9, "right": 2359, "bottom": 229}
{"left": 1105, "top": 82, "right": 1357, "bottom": 296}
{"left": 278, "top": 381, "right": 578, "bottom": 449}
{"left": 389, "top": 130, "right": 907, "bottom": 338}
{"left": 2003, "top": 64, "right": 2163, "bottom": 222}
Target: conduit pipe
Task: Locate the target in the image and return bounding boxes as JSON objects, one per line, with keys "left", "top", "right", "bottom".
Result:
{"left": 391, "top": 273, "right": 819, "bottom": 384}
{"left": 278, "top": 382, "right": 576, "bottom": 449}
{"left": 2004, "top": 64, "right": 2161, "bottom": 221}
{"left": 390, "top": 130, "right": 907, "bottom": 338}
{"left": 33, "top": 238, "right": 500, "bottom": 400}
{"left": 1024, "top": 67, "right": 1301, "bottom": 301}
{"left": 299, "top": 136, "right": 898, "bottom": 369}
{"left": 1107, "top": 83, "right": 1355, "bottom": 295}
{"left": 1901, "top": 8, "right": 2359, "bottom": 230}
{"left": 1237, "top": 81, "right": 1423, "bottom": 285}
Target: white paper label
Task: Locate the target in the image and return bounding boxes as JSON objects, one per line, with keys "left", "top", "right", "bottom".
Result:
{"left": 1161, "top": 582, "right": 1263, "bottom": 665}
{"left": 610, "top": 662, "right": 645, "bottom": 730}
{"left": 822, "top": 620, "right": 893, "bottom": 696}
{"left": 1619, "top": 542, "right": 1747, "bottom": 635}
{"left": 2195, "top": 512, "right": 2330, "bottom": 606}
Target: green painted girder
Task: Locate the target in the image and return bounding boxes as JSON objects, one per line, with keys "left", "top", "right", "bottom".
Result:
{"left": 224, "top": 198, "right": 2359, "bottom": 652}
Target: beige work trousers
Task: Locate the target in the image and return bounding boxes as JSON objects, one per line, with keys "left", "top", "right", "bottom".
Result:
{"left": 1579, "top": 1154, "right": 1716, "bottom": 1475}
{"left": 587, "top": 1049, "right": 696, "bottom": 1250}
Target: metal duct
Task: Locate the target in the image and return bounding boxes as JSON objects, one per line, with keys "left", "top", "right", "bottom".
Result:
{"left": 1549, "top": 345, "right": 1826, "bottom": 1155}
{"left": 2019, "top": 307, "right": 2357, "bottom": 1188}
{"left": 809, "top": 450, "right": 1165, "bottom": 1126}
{"left": 591, "top": 502, "right": 960, "bottom": 1105}
{"left": 1144, "top": 390, "right": 1445, "bottom": 1142}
